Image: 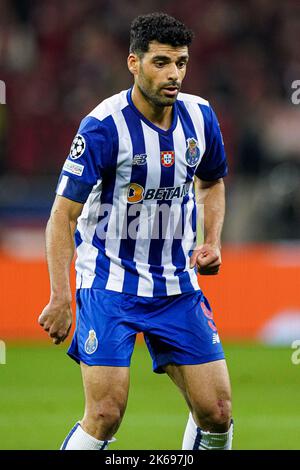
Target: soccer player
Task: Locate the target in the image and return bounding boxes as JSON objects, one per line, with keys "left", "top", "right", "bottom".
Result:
{"left": 38, "top": 12, "right": 233, "bottom": 450}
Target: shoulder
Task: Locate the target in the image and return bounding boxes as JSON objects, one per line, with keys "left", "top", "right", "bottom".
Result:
{"left": 88, "top": 89, "right": 129, "bottom": 123}
{"left": 77, "top": 90, "right": 129, "bottom": 141}
{"left": 177, "top": 92, "right": 217, "bottom": 132}
{"left": 177, "top": 92, "right": 214, "bottom": 126}
{"left": 177, "top": 91, "right": 210, "bottom": 108}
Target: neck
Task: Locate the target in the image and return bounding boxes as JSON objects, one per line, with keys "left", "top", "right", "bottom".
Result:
{"left": 131, "top": 84, "right": 174, "bottom": 131}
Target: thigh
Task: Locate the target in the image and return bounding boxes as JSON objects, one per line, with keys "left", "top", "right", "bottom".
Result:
{"left": 81, "top": 363, "right": 130, "bottom": 414}
{"left": 164, "top": 359, "right": 231, "bottom": 412}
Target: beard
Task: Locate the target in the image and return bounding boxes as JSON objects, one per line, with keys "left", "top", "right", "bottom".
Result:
{"left": 137, "top": 68, "right": 181, "bottom": 107}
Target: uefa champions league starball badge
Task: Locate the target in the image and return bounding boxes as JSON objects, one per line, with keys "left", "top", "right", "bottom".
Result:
{"left": 84, "top": 330, "right": 98, "bottom": 354}
{"left": 69, "top": 134, "right": 86, "bottom": 160}
{"left": 185, "top": 138, "right": 200, "bottom": 167}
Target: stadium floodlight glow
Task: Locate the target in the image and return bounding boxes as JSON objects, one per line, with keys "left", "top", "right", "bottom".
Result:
{"left": 0, "top": 341, "right": 6, "bottom": 365}
{"left": 0, "top": 80, "right": 6, "bottom": 105}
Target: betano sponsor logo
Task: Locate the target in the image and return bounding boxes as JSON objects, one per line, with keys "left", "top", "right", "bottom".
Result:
{"left": 127, "top": 183, "right": 144, "bottom": 203}
{"left": 127, "top": 182, "right": 191, "bottom": 204}
{"left": 95, "top": 181, "right": 202, "bottom": 241}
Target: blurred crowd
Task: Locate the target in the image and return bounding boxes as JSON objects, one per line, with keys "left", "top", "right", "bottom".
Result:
{"left": 0, "top": 0, "right": 299, "bottom": 240}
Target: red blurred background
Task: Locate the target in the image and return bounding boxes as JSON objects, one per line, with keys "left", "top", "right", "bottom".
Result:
{"left": 0, "top": 0, "right": 299, "bottom": 343}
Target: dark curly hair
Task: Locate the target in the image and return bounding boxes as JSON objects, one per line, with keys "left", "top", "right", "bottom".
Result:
{"left": 130, "top": 12, "right": 194, "bottom": 56}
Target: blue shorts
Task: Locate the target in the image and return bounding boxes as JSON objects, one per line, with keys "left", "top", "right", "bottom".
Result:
{"left": 68, "top": 288, "right": 225, "bottom": 373}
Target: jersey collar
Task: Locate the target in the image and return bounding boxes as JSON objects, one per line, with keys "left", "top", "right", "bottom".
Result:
{"left": 126, "top": 87, "right": 178, "bottom": 136}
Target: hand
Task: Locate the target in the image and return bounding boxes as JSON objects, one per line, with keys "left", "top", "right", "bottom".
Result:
{"left": 190, "top": 243, "right": 222, "bottom": 275}
{"left": 38, "top": 300, "right": 72, "bottom": 345}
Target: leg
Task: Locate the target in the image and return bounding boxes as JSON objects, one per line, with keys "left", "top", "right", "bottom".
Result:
{"left": 81, "top": 363, "right": 130, "bottom": 439}
{"left": 61, "top": 288, "right": 138, "bottom": 449}
{"left": 142, "top": 291, "right": 233, "bottom": 448}
{"left": 61, "top": 364, "right": 129, "bottom": 450}
{"left": 164, "top": 359, "right": 233, "bottom": 449}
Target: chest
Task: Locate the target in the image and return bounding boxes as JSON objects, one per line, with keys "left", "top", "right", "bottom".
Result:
{"left": 115, "top": 123, "right": 204, "bottom": 191}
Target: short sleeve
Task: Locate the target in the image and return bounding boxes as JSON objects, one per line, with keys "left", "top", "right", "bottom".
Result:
{"left": 195, "top": 105, "right": 228, "bottom": 181}
{"left": 56, "top": 116, "right": 112, "bottom": 203}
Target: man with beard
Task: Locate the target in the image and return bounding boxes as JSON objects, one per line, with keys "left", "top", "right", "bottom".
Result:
{"left": 39, "top": 12, "right": 233, "bottom": 450}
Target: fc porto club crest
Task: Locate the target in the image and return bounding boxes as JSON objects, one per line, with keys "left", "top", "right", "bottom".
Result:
{"left": 185, "top": 138, "right": 200, "bottom": 167}
{"left": 84, "top": 330, "right": 98, "bottom": 355}
{"left": 161, "top": 151, "right": 175, "bottom": 168}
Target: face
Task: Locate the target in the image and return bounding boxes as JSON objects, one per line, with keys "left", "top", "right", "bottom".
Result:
{"left": 128, "top": 41, "right": 189, "bottom": 107}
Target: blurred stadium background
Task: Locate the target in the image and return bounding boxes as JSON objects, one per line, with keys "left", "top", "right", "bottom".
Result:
{"left": 0, "top": 0, "right": 300, "bottom": 450}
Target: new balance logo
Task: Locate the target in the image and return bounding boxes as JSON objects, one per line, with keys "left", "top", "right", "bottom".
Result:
{"left": 132, "top": 154, "right": 147, "bottom": 165}
{"left": 212, "top": 333, "right": 220, "bottom": 344}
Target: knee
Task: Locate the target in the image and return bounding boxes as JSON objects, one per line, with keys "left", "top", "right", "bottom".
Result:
{"left": 194, "top": 398, "right": 232, "bottom": 432}
{"left": 94, "top": 397, "right": 124, "bottom": 425}
{"left": 86, "top": 397, "right": 124, "bottom": 432}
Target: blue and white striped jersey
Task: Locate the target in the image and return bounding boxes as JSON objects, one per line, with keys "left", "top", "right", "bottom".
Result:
{"left": 56, "top": 88, "right": 228, "bottom": 297}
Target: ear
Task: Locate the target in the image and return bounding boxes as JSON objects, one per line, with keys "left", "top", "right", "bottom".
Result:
{"left": 127, "top": 53, "right": 139, "bottom": 76}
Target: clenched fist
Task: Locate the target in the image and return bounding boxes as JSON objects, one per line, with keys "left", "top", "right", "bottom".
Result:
{"left": 190, "top": 243, "right": 222, "bottom": 275}
{"left": 38, "top": 300, "right": 72, "bottom": 345}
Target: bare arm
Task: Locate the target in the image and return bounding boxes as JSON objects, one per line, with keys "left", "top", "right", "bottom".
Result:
{"left": 190, "top": 177, "right": 225, "bottom": 275}
{"left": 38, "top": 195, "right": 83, "bottom": 344}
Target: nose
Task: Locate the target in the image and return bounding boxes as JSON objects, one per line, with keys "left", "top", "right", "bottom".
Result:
{"left": 167, "top": 63, "right": 180, "bottom": 82}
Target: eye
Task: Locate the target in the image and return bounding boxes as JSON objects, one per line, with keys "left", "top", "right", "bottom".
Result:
{"left": 155, "top": 62, "right": 165, "bottom": 68}
{"left": 177, "top": 61, "right": 187, "bottom": 69}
